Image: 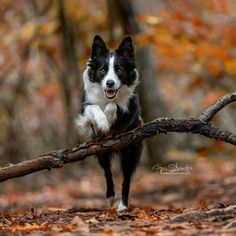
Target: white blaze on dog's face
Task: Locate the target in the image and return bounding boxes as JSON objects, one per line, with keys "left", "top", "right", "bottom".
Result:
{"left": 84, "top": 35, "right": 139, "bottom": 110}
{"left": 102, "top": 55, "right": 121, "bottom": 99}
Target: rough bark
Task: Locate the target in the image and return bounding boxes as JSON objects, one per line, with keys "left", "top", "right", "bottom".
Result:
{"left": 0, "top": 91, "right": 236, "bottom": 182}
{"left": 198, "top": 92, "right": 236, "bottom": 123}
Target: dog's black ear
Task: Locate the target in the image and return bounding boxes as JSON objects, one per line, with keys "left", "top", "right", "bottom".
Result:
{"left": 116, "top": 36, "right": 134, "bottom": 61}
{"left": 91, "top": 35, "right": 108, "bottom": 58}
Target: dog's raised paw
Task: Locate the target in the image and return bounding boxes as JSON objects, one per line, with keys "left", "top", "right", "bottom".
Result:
{"left": 90, "top": 106, "right": 110, "bottom": 133}
{"left": 96, "top": 115, "right": 110, "bottom": 133}
{"left": 104, "top": 103, "right": 117, "bottom": 125}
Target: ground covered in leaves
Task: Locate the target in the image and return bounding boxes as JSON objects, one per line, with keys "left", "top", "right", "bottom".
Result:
{"left": 0, "top": 152, "right": 236, "bottom": 235}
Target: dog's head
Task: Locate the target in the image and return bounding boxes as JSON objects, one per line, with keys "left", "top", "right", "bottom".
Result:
{"left": 86, "top": 35, "right": 139, "bottom": 101}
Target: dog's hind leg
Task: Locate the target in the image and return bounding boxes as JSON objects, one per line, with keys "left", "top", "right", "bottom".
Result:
{"left": 118, "top": 142, "right": 142, "bottom": 211}
{"left": 98, "top": 153, "right": 115, "bottom": 207}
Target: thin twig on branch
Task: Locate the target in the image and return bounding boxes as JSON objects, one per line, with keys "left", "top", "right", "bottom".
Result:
{"left": 198, "top": 92, "right": 236, "bottom": 123}
{"left": 0, "top": 92, "right": 236, "bottom": 182}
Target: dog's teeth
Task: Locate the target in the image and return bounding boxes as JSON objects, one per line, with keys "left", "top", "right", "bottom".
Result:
{"left": 105, "top": 90, "right": 117, "bottom": 99}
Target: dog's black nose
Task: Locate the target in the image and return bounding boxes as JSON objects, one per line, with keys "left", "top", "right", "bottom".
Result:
{"left": 106, "top": 80, "right": 115, "bottom": 88}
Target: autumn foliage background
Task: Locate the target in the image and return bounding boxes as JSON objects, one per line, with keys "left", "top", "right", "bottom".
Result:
{"left": 0, "top": 0, "right": 236, "bottom": 234}
{"left": 0, "top": 0, "right": 236, "bottom": 198}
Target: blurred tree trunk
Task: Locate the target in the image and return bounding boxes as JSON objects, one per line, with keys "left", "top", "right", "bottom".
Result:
{"left": 57, "top": 0, "right": 80, "bottom": 146}
{"left": 106, "top": 0, "right": 169, "bottom": 165}
{"left": 1, "top": 73, "right": 29, "bottom": 165}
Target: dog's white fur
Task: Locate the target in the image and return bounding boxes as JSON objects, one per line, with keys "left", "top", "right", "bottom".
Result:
{"left": 104, "top": 103, "right": 117, "bottom": 126}
{"left": 75, "top": 57, "right": 139, "bottom": 139}
{"left": 117, "top": 200, "right": 128, "bottom": 212}
{"left": 102, "top": 56, "right": 121, "bottom": 91}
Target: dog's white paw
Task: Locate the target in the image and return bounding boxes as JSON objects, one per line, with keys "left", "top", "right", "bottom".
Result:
{"left": 117, "top": 201, "right": 128, "bottom": 212}
{"left": 95, "top": 113, "right": 110, "bottom": 133}
{"left": 104, "top": 103, "right": 117, "bottom": 126}
{"left": 107, "top": 196, "right": 115, "bottom": 207}
{"left": 84, "top": 105, "right": 110, "bottom": 134}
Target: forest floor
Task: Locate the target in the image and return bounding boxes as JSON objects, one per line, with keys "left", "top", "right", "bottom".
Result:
{"left": 0, "top": 150, "right": 236, "bottom": 235}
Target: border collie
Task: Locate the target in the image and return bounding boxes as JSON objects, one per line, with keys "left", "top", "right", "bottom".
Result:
{"left": 75, "top": 35, "right": 142, "bottom": 211}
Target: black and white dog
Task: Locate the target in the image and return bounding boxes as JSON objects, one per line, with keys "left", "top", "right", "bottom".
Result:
{"left": 75, "top": 35, "right": 142, "bottom": 211}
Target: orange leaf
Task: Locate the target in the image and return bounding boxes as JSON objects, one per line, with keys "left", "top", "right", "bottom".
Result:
{"left": 225, "top": 60, "right": 236, "bottom": 74}
{"left": 137, "top": 15, "right": 161, "bottom": 25}
{"left": 198, "top": 148, "right": 209, "bottom": 158}
{"left": 207, "top": 62, "right": 222, "bottom": 75}
{"left": 173, "top": 11, "right": 185, "bottom": 21}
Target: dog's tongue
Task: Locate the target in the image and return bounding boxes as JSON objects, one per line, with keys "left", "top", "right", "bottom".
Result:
{"left": 106, "top": 90, "right": 116, "bottom": 98}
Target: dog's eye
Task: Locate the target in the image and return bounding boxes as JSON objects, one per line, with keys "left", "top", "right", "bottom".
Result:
{"left": 99, "top": 68, "right": 106, "bottom": 74}
{"left": 116, "top": 68, "right": 122, "bottom": 74}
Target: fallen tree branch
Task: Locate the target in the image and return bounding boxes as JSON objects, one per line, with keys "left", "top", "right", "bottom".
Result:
{"left": 170, "top": 205, "right": 236, "bottom": 223}
{"left": 0, "top": 92, "right": 236, "bottom": 182}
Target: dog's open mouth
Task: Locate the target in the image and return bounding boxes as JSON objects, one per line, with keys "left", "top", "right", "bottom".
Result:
{"left": 105, "top": 89, "right": 118, "bottom": 99}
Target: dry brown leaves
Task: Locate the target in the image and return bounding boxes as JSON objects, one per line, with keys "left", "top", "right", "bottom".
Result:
{"left": 0, "top": 156, "right": 236, "bottom": 235}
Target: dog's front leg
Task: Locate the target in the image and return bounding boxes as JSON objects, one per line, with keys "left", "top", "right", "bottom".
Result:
{"left": 104, "top": 103, "right": 117, "bottom": 126}
{"left": 85, "top": 105, "right": 110, "bottom": 134}
{"left": 75, "top": 105, "right": 110, "bottom": 138}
